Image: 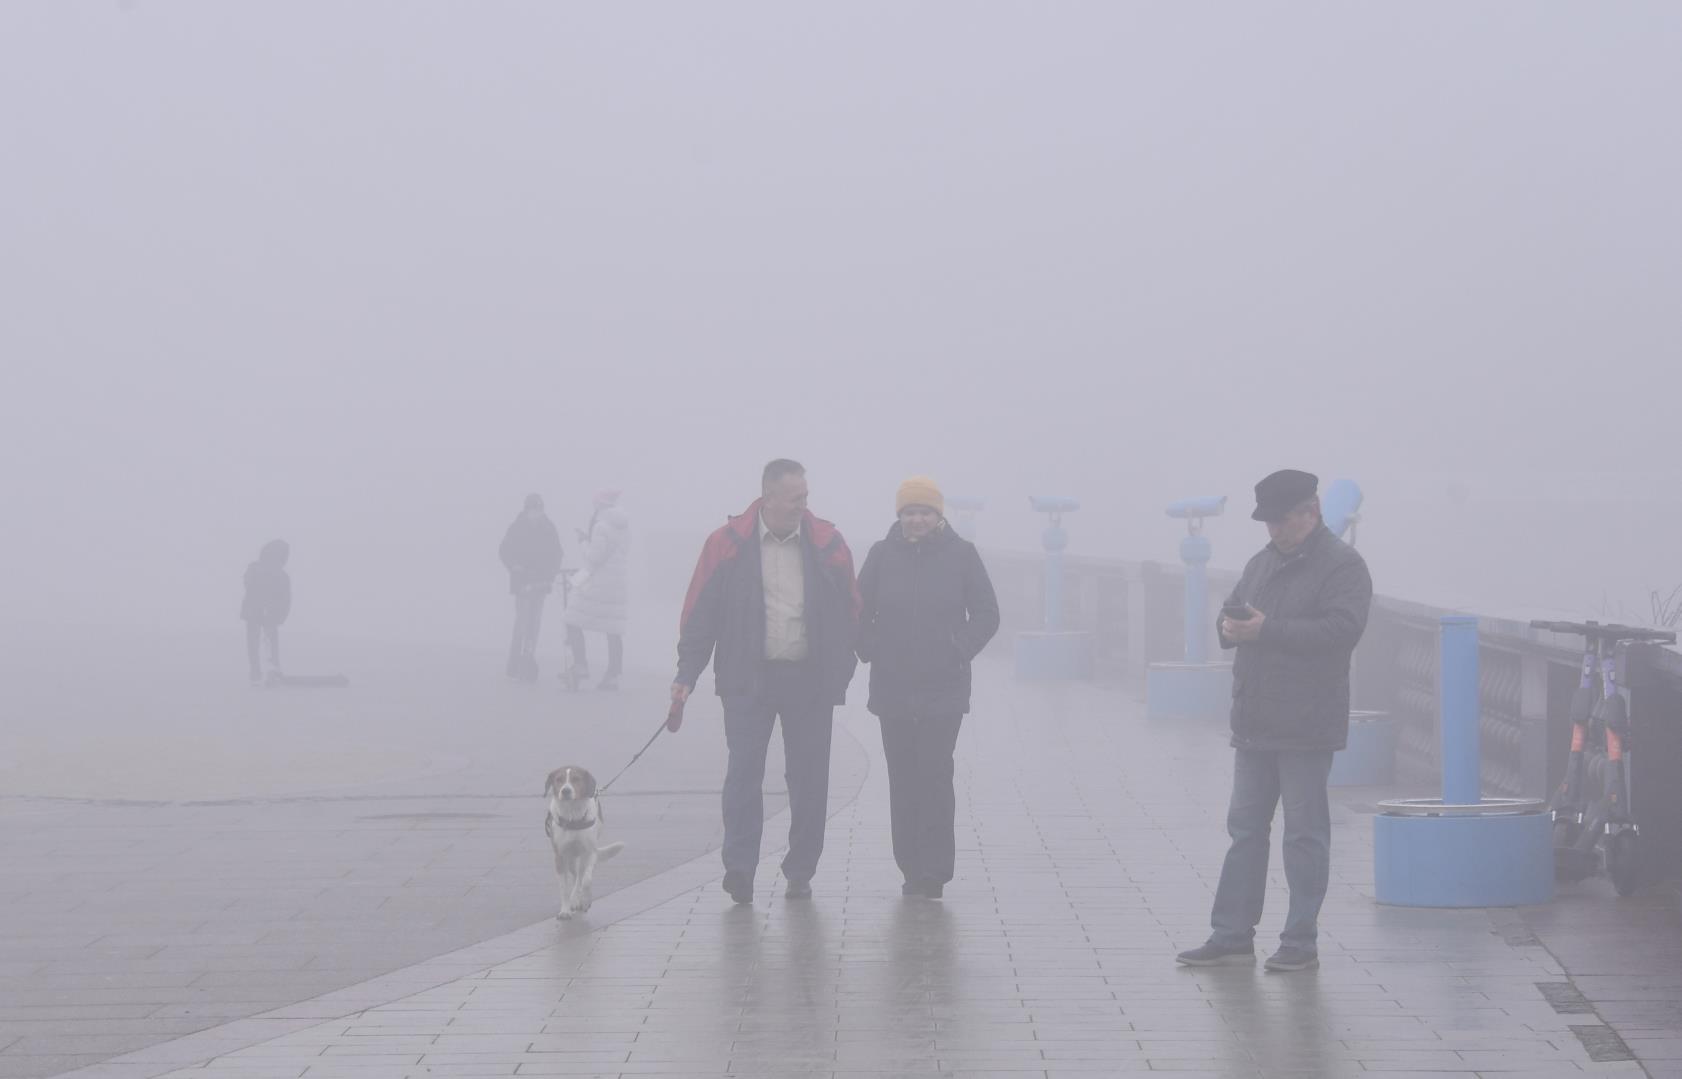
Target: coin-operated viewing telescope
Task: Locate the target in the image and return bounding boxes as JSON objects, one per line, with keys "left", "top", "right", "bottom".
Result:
{"left": 1014, "top": 495, "right": 1094, "bottom": 681}
{"left": 946, "top": 495, "right": 985, "bottom": 542}
{"left": 1145, "top": 492, "right": 1233, "bottom": 722}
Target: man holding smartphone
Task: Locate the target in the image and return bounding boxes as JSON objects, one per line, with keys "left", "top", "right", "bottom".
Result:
{"left": 1176, "top": 469, "right": 1372, "bottom": 973}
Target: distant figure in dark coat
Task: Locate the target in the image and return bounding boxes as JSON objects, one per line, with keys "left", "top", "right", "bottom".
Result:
{"left": 500, "top": 493, "right": 564, "bottom": 681}
{"left": 856, "top": 476, "right": 1000, "bottom": 899}
{"left": 240, "top": 539, "right": 292, "bottom": 685}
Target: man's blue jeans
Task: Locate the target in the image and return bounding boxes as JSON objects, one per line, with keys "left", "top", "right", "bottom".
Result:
{"left": 1209, "top": 748, "right": 1335, "bottom": 952}
{"left": 721, "top": 665, "right": 834, "bottom": 885}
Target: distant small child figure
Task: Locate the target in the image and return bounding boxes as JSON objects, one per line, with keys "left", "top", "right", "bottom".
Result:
{"left": 241, "top": 540, "right": 291, "bottom": 685}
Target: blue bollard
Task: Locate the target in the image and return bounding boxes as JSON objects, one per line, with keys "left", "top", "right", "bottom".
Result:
{"left": 1373, "top": 615, "right": 1554, "bottom": 906}
{"left": 1440, "top": 616, "right": 1481, "bottom": 805}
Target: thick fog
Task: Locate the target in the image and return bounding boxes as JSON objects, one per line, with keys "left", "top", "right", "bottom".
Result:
{"left": 5, "top": 2, "right": 1680, "bottom": 651}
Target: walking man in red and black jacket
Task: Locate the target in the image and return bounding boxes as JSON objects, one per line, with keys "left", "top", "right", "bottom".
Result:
{"left": 670, "top": 459, "right": 860, "bottom": 904}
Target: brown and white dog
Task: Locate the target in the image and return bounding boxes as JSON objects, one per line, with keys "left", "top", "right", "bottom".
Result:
{"left": 544, "top": 766, "right": 624, "bottom": 919}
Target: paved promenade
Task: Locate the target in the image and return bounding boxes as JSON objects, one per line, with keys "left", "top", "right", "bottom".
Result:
{"left": 0, "top": 629, "right": 864, "bottom": 1078}
{"left": 5, "top": 632, "right": 1682, "bottom": 1077}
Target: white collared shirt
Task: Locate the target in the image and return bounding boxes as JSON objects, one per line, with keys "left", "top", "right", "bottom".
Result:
{"left": 759, "top": 512, "right": 808, "bottom": 661}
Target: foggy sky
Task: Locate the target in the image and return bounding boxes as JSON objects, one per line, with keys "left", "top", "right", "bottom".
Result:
{"left": 4, "top": 2, "right": 1680, "bottom": 648}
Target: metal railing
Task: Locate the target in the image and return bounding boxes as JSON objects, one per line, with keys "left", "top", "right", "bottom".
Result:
{"left": 979, "top": 546, "right": 1682, "bottom": 880}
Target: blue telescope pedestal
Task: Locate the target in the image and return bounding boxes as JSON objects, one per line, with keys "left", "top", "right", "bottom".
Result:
{"left": 1328, "top": 711, "right": 1395, "bottom": 786}
{"left": 948, "top": 496, "right": 984, "bottom": 543}
{"left": 1373, "top": 616, "right": 1553, "bottom": 907}
{"left": 1319, "top": 479, "right": 1396, "bottom": 785}
{"left": 1014, "top": 496, "right": 1094, "bottom": 680}
{"left": 1146, "top": 496, "right": 1232, "bottom": 721}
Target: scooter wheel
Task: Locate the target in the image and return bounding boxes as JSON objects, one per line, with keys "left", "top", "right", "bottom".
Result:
{"left": 1608, "top": 830, "right": 1640, "bottom": 897}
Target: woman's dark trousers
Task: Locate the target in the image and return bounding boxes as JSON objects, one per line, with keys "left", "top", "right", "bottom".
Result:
{"left": 565, "top": 626, "right": 623, "bottom": 681}
{"left": 879, "top": 714, "right": 964, "bottom": 886}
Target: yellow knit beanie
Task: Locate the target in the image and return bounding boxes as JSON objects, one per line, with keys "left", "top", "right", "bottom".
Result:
{"left": 896, "top": 475, "right": 944, "bottom": 516}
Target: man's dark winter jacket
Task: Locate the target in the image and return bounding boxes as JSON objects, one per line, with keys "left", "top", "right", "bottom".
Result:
{"left": 856, "top": 521, "right": 1000, "bottom": 719}
{"left": 240, "top": 540, "right": 292, "bottom": 626}
{"left": 1222, "top": 523, "right": 1372, "bottom": 751}
{"left": 499, "top": 513, "right": 563, "bottom": 595}
{"left": 676, "top": 500, "right": 860, "bottom": 706}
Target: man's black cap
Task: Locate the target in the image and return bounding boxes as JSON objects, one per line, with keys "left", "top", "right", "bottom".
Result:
{"left": 1252, "top": 469, "right": 1318, "bottom": 522}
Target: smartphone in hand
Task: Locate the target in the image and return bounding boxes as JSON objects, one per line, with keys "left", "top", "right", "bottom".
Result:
{"left": 1221, "top": 602, "right": 1255, "bottom": 621}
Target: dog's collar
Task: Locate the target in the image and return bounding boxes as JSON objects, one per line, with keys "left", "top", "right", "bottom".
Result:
{"left": 545, "top": 796, "right": 602, "bottom": 837}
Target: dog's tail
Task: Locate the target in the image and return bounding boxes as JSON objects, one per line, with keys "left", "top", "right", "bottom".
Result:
{"left": 598, "top": 841, "right": 625, "bottom": 861}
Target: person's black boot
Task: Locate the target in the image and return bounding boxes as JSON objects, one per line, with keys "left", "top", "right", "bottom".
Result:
{"left": 722, "top": 871, "right": 753, "bottom": 905}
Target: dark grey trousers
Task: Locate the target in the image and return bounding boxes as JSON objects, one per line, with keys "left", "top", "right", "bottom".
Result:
{"left": 721, "top": 663, "right": 834, "bottom": 885}
{"left": 509, "top": 589, "right": 547, "bottom": 663}
{"left": 1210, "top": 748, "right": 1335, "bottom": 952}
{"left": 879, "top": 714, "right": 963, "bottom": 886}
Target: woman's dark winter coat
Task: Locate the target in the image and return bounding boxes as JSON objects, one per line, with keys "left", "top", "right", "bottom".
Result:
{"left": 240, "top": 540, "right": 292, "bottom": 626}
{"left": 499, "top": 512, "right": 564, "bottom": 595}
{"left": 856, "top": 520, "right": 1000, "bottom": 718}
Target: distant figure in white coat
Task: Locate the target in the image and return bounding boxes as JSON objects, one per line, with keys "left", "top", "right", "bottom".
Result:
{"left": 564, "top": 490, "right": 630, "bottom": 690}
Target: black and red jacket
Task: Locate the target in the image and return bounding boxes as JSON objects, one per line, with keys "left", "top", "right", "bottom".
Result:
{"left": 676, "top": 499, "right": 861, "bottom": 705}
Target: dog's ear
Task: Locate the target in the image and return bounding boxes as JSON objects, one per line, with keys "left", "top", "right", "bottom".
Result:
{"left": 544, "top": 769, "right": 563, "bottom": 796}
{"left": 578, "top": 769, "right": 597, "bottom": 800}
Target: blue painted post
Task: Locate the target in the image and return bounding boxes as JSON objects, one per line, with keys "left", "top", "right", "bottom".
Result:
{"left": 1181, "top": 534, "right": 1211, "bottom": 664}
{"left": 1440, "top": 616, "right": 1481, "bottom": 805}
{"left": 1042, "top": 520, "right": 1068, "bottom": 632}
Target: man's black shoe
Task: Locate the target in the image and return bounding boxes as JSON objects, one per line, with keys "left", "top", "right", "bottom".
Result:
{"left": 722, "top": 871, "right": 753, "bottom": 905}
{"left": 901, "top": 880, "right": 917, "bottom": 897}
{"left": 1263, "top": 945, "right": 1319, "bottom": 972}
{"left": 784, "top": 879, "right": 812, "bottom": 900}
{"left": 1175, "top": 940, "right": 1256, "bottom": 966}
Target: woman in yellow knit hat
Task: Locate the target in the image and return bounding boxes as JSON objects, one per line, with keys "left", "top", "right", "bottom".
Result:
{"left": 855, "top": 476, "right": 1000, "bottom": 898}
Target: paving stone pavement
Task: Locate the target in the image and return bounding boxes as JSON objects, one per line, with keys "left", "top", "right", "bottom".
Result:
{"left": 37, "top": 662, "right": 1677, "bottom": 1078}
{"left": 0, "top": 630, "right": 866, "bottom": 1079}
